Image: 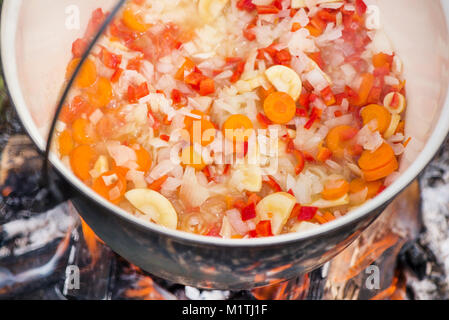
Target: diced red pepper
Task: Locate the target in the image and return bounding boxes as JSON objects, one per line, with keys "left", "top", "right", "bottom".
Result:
{"left": 345, "top": 85, "right": 360, "bottom": 106}
{"left": 256, "top": 5, "right": 280, "bottom": 15}
{"left": 72, "top": 38, "right": 88, "bottom": 58}
{"left": 294, "top": 150, "right": 305, "bottom": 175}
{"left": 184, "top": 69, "right": 206, "bottom": 88}
{"left": 255, "top": 220, "right": 273, "bottom": 237}
{"left": 290, "top": 203, "right": 301, "bottom": 219}
{"left": 171, "top": 89, "right": 183, "bottom": 104}
{"left": 236, "top": 0, "right": 256, "bottom": 12}
{"left": 127, "top": 57, "right": 142, "bottom": 71}
{"left": 265, "top": 176, "right": 282, "bottom": 192}
{"left": 274, "top": 49, "right": 292, "bottom": 66}
{"left": 206, "top": 226, "right": 221, "bottom": 237}
{"left": 390, "top": 92, "right": 400, "bottom": 108}
{"left": 110, "top": 68, "right": 123, "bottom": 83}
{"left": 199, "top": 78, "right": 215, "bottom": 96}
{"left": 296, "top": 108, "right": 308, "bottom": 117}
{"left": 297, "top": 206, "right": 318, "bottom": 221}
{"left": 257, "top": 112, "right": 273, "bottom": 128}
{"left": 160, "top": 134, "right": 170, "bottom": 142}
{"left": 100, "top": 47, "right": 122, "bottom": 70}
{"left": 355, "top": 0, "right": 368, "bottom": 16}
{"left": 367, "top": 86, "right": 382, "bottom": 104}
{"left": 249, "top": 230, "right": 258, "bottom": 238}
{"left": 317, "top": 9, "right": 337, "bottom": 23}
{"left": 304, "top": 108, "right": 322, "bottom": 130}
{"left": 85, "top": 8, "right": 106, "bottom": 39}
{"left": 231, "top": 61, "right": 246, "bottom": 83}
{"left": 243, "top": 22, "right": 256, "bottom": 41}
{"left": 299, "top": 91, "right": 311, "bottom": 109}
{"left": 128, "top": 82, "right": 149, "bottom": 103}
{"left": 241, "top": 202, "right": 257, "bottom": 221}
{"left": 321, "top": 86, "right": 336, "bottom": 106}
{"left": 308, "top": 51, "right": 325, "bottom": 69}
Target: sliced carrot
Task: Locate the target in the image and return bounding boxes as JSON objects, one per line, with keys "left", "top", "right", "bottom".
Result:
{"left": 175, "top": 58, "right": 196, "bottom": 81}
{"left": 349, "top": 178, "right": 382, "bottom": 199}
{"left": 223, "top": 114, "right": 254, "bottom": 142}
{"left": 355, "top": 73, "right": 374, "bottom": 106}
{"left": 358, "top": 143, "right": 395, "bottom": 171}
{"left": 361, "top": 104, "right": 391, "bottom": 134}
{"left": 180, "top": 146, "right": 206, "bottom": 170}
{"left": 321, "top": 179, "right": 350, "bottom": 200}
{"left": 363, "top": 157, "right": 398, "bottom": 182}
{"left": 184, "top": 110, "right": 205, "bottom": 129}
{"left": 184, "top": 110, "right": 216, "bottom": 146}
{"left": 326, "top": 125, "right": 358, "bottom": 158}
{"left": 92, "top": 168, "right": 127, "bottom": 204}
{"left": 70, "top": 145, "right": 97, "bottom": 181}
{"left": 122, "top": 7, "right": 150, "bottom": 32}
{"left": 72, "top": 118, "right": 96, "bottom": 144}
{"left": 58, "top": 130, "right": 74, "bottom": 156}
{"left": 134, "top": 145, "right": 152, "bottom": 172}
{"left": 87, "top": 77, "right": 113, "bottom": 108}
{"left": 148, "top": 175, "right": 168, "bottom": 191}
{"left": 66, "top": 58, "right": 97, "bottom": 88}
{"left": 372, "top": 53, "right": 393, "bottom": 69}
{"left": 263, "top": 92, "right": 296, "bottom": 124}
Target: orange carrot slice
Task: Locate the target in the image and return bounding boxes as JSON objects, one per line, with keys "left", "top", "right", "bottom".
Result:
{"left": 372, "top": 53, "right": 393, "bottom": 69}
{"left": 361, "top": 104, "right": 392, "bottom": 134}
{"left": 70, "top": 145, "right": 97, "bottom": 181}
{"left": 72, "top": 118, "right": 97, "bottom": 144}
{"left": 349, "top": 178, "right": 383, "bottom": 199}
{"left": 263, "top": 92, "right": 296, "bottom": 124}
{"left": 358, "top": 143, "right": 395, "bottom": 171}
{"left": 58, "top": 130, "right": 74, "bottom": 156}
{"left": 87, "top": 77, "right": 113, "bottom": 108}
{"left": 363, "top": 157, "right": 398, "bottom": 182}
{"left": 92, "top": 168, "right": 127, "bottom": 204}
{"left": 184, "top": 110, "right": 216, "bottom": 146}
{"left": 223, "top": 114, "right": 254, "bottom": 142}
{"left": 355, "top": 73, "right": 374, "bottom": 106}
{"left": 66, "top": 58, "right": 97, "bottom": 88}
{"left": 326, "top": 125, "right": 358, "bottom": 158}
{"left": 122, "top": 7, "right": 150, "bottom": 32}
{"left": 321, "top": 179, "right": 350, "bottom": 200}
{"left": 180, "top": 146, "right": 206, "bottom": 170}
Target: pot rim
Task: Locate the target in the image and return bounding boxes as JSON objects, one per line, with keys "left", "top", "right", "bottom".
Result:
{"left": 2, "top": 0, "right": 449, "bottom": 248}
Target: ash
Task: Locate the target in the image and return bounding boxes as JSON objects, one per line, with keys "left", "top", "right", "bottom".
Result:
{"left": 409, "top": 141, "right": 449, "bottom": 299}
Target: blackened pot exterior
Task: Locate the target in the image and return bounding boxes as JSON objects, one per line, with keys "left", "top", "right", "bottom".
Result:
{"left": 71, "top": 187, "right": 389, "bottom": 290}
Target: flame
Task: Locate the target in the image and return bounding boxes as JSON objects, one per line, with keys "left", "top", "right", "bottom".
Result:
{"left": 125, "top": 277, "right": 166, "bottom": 300}
{"left": 371, "top": 273, "right": 406, "bottom": 300}
{"left": 252, "top": 275, "right": 310, "bottom": 300}
{"left": 80, "top": 218, "right": 101, "bottom": 264}
{"left": 345, "top": 234, "right": 399, "bottom": 280}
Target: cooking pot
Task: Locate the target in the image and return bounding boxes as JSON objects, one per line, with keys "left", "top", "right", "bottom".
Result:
{"left": 2, "top": 0, "right": 449, "bottom": 290}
